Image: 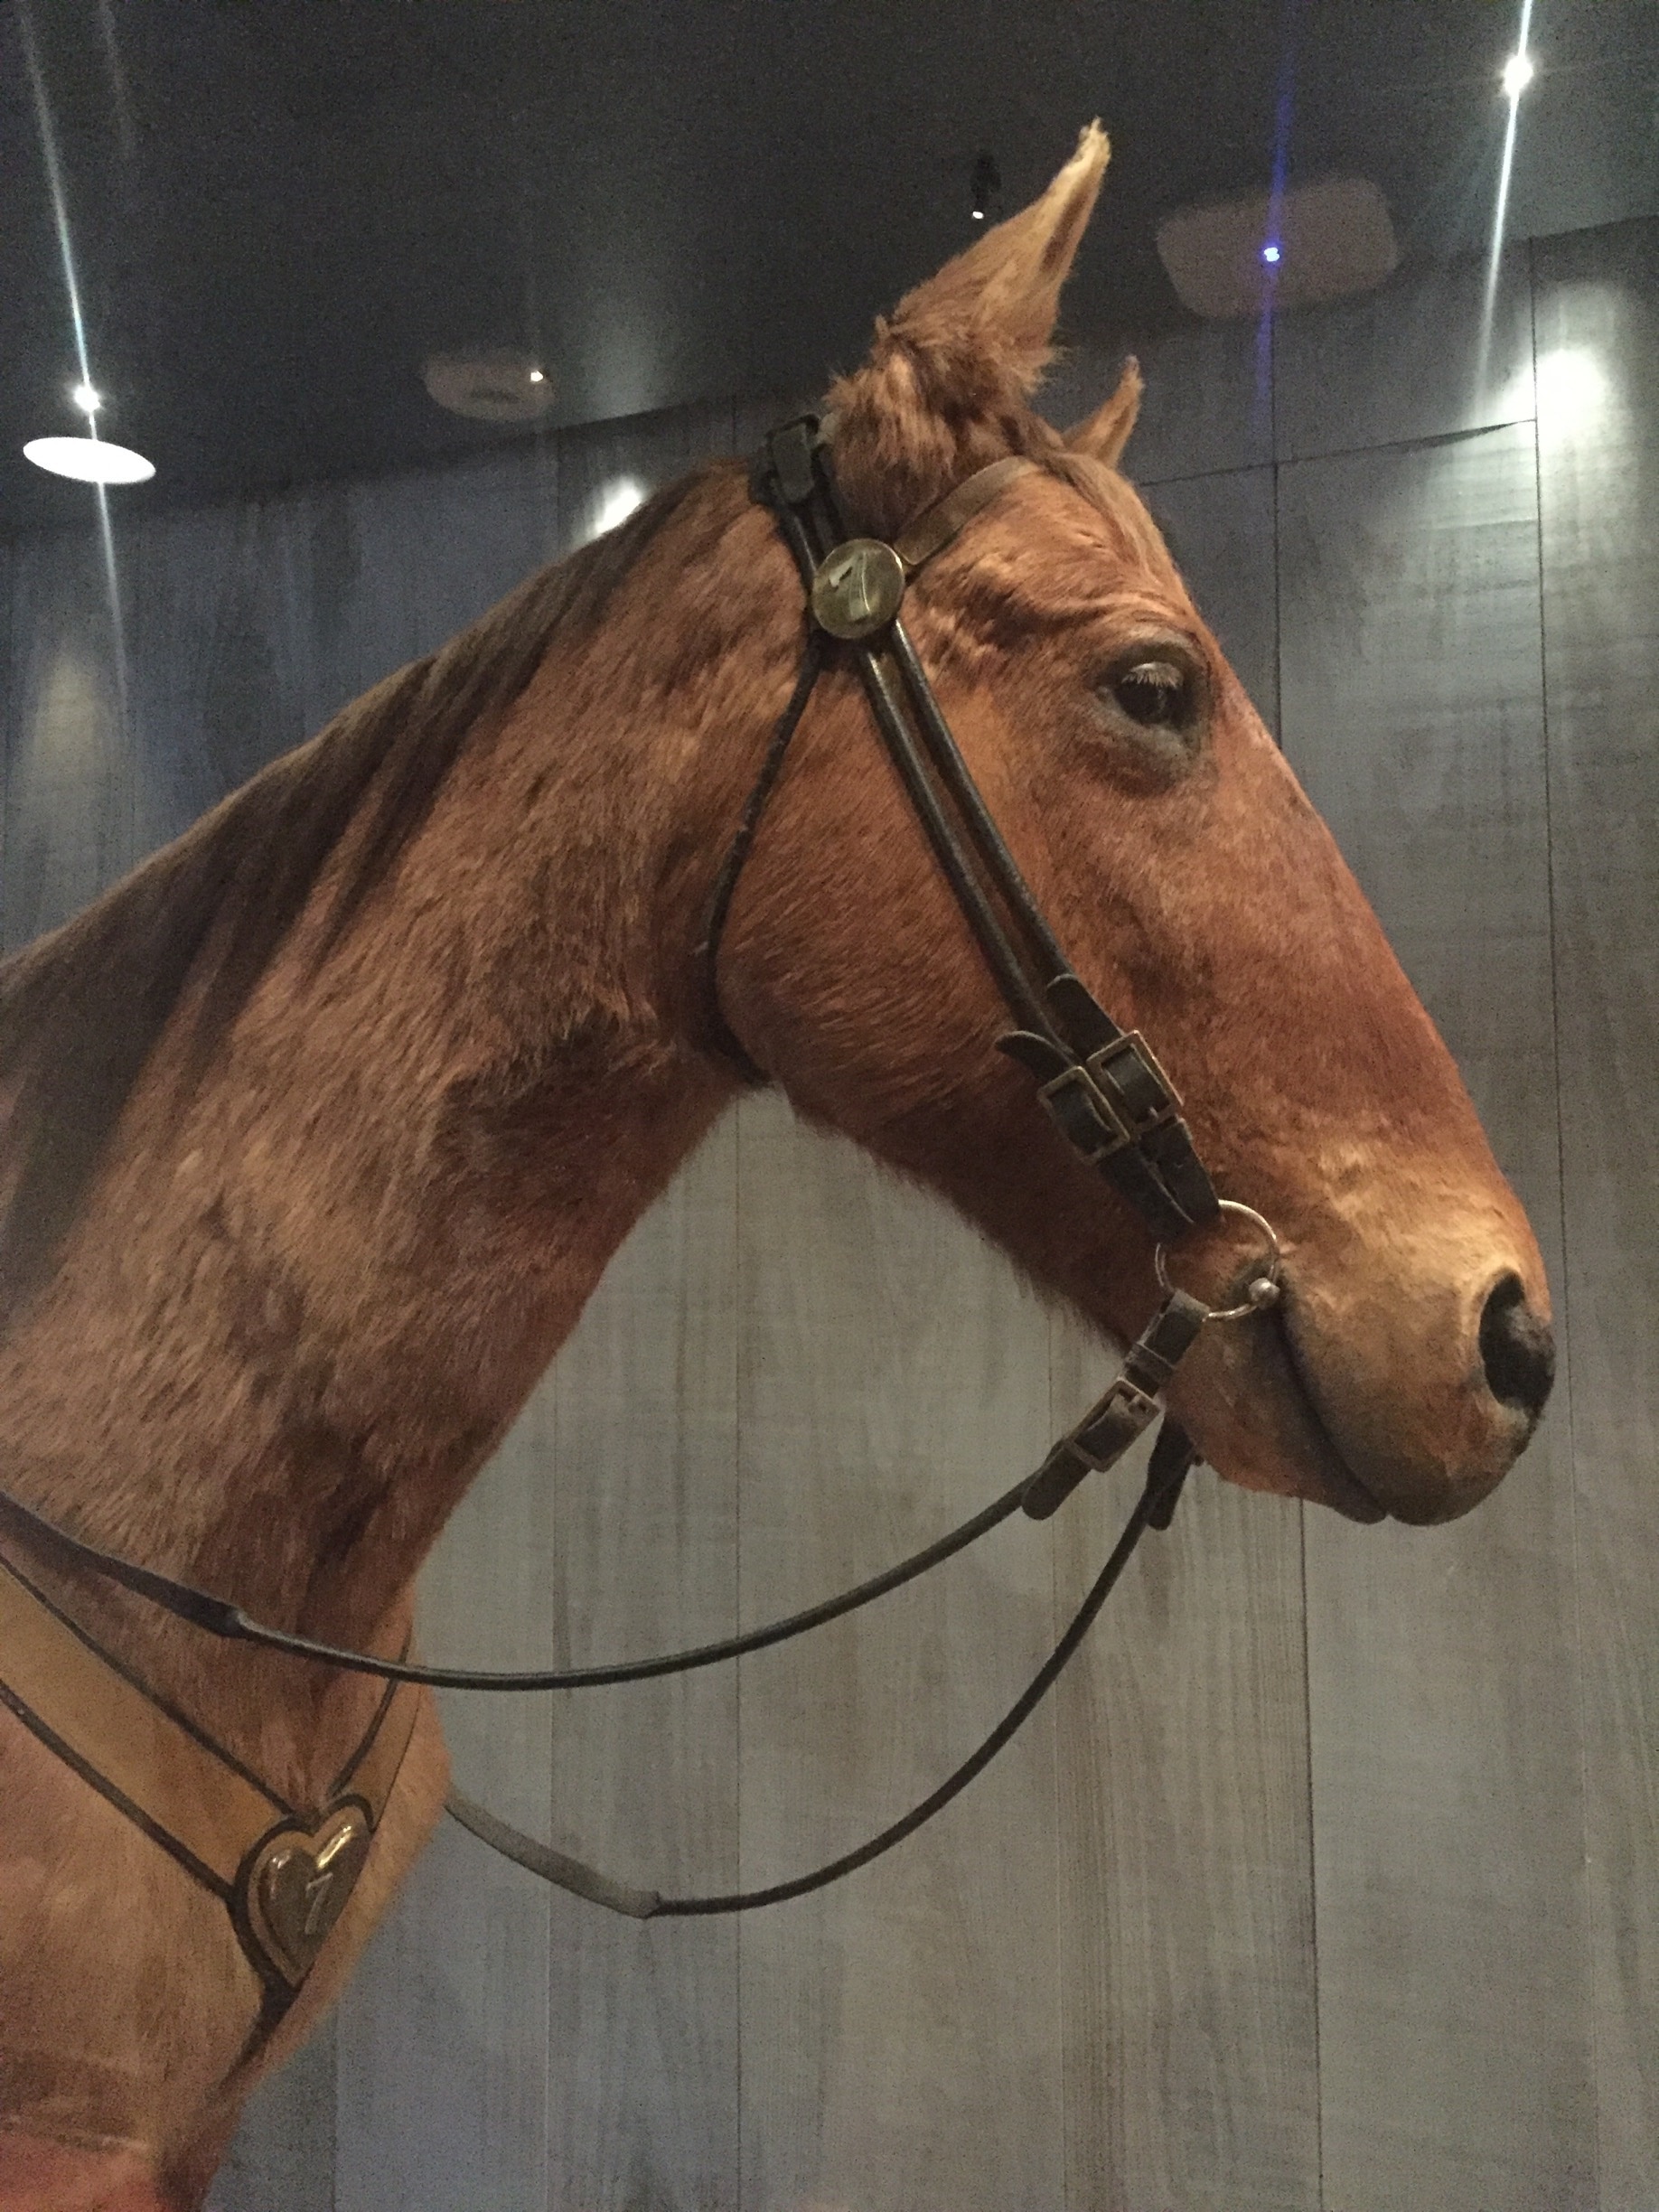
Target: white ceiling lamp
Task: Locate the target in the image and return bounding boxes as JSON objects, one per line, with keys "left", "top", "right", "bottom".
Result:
{"left": 1156, "top": 176, "right": 1398, "bottom": 318}
{"left": 23, "top": 436, "right": 155, "bottom": 485}
{"left": 422, "top": 348, "right": 556, "bottom": 423}
{"left": 1502, "top": 52, "right": 1535, "bottom": 98}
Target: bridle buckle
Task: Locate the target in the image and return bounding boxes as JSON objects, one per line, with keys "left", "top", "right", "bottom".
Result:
{"left": 1037, "top": 1031, "right": 1180, "bottom": 1167}
{"left": 1085, "top": 1031, "right": 1182, "bottom": 1137}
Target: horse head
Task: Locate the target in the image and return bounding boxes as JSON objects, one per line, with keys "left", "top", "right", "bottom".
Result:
{"left": 711, "top": 126, "right": 1552, "bottom": 1526}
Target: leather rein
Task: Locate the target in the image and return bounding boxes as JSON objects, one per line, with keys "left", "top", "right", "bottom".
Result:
{"left": 0, "top": 419, "right": 1284, "bottom": 1977}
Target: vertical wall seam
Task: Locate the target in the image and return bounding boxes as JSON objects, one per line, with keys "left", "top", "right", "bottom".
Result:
{"left": 1047, "top": 1308, "right": 1070, "bottom": 2212}
{"left": 1271, "top": 288, "right": 1325, "bottom": 2212}
{"left": 1529, "top": 230, "right": 1601, "bottom": 2210}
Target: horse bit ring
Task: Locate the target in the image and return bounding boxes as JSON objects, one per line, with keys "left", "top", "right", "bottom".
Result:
{"left": 1156, "top": 1197, "right": 1283, "bottom": 1324}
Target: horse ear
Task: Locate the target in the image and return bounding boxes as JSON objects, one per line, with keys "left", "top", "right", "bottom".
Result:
{"left": 824, "top": 123, "right": 1111, "bottom": 536}
{"left": 884, "top": 121, "right": 1111, "bottom": 388}
{"left": 1067, "top": 357, "right": 1142, "bottom": 469}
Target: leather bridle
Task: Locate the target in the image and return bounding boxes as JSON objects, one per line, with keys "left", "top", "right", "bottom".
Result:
{"left": 0, "top": 418, "right": 1284, "bottom": 1963}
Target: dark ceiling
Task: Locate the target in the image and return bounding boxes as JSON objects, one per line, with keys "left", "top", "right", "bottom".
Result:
{"left": 3, "top": 0, "right": 1656, "bottom": 538}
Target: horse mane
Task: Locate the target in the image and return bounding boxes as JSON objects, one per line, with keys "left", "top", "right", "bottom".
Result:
{"left": 0, "top": 469, "right": 710, "bottom": 1334}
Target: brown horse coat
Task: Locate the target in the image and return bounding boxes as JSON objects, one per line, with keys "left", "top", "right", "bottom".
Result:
{"left": 0, "top": 127, "right": 1548, "bottom": 2207}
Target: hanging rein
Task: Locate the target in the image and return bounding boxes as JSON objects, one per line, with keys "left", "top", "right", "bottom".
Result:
{"left": 0, "top": 419, "right": 1283, "bottom": 2010}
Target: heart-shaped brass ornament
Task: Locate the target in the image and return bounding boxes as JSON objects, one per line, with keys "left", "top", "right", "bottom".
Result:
{"left": 242, "top": 1804, "right": 372, "bottom": 1988}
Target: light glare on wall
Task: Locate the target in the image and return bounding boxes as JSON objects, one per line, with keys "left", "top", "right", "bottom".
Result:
{"left": 1534, "top": 347, "right": 1607, "bottom": 430}
{"left": 590, "top": 475, "right": 647, "bottom": 538}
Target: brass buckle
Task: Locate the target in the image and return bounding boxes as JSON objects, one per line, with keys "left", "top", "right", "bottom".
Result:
{"left": 1084, "top": 1032, "right": 1181, "bottom": 1139}
{"left": 1038, "top": 1034, "right": 1181, "bottom": 1167}
{"left": 1037, "top": 1062, "right": 1125, "bottom": 1163}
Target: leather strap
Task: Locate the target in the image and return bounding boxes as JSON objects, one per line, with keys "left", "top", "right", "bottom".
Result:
{"left": 894, "top": 455, "right": 1037, "bottom": 572}
{"left": 0, "top": 1549, "right": 418, "bottom": 2001}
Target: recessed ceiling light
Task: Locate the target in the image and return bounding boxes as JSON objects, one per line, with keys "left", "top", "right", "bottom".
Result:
{"left": 422, "top": 349, "right": 556, "bottom": 423}
{"left": 1157, "top": 176, "right": 1397, "bottom": 317}
{"left": 23, "top": 436, "right": 155, "bottom": 485}
{"left": 71, "top": 382, "right": 102, "bottom": 416}
{"left": 1502, "top": 52, "right": 1535, "bottom": 97}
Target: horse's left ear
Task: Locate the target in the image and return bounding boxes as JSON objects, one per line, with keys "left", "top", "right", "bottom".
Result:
{"left": 824, "top": 123, "right": 1111, "bottom": 536}
{"left": 1067, "top": 358, "right": 1142, "bottom": 469}
{"left": 882, "top": 121, "right": 1111, "bottom": 390}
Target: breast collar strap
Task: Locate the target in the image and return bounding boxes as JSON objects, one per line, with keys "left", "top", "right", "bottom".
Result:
{"left": 700, "top": 414, "right": 1220, "bottom": 1246}
{"left": 0, "top": 1545, "right": 418, "bottom": 2025}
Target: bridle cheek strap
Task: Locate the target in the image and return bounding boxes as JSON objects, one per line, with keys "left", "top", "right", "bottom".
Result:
{"left": 702, "top": 415, "right": 1220, "bottom": 1246}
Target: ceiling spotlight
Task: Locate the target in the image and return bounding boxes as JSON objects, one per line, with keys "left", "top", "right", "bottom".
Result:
{"left": 1158, "top": 176, "right": 1397, "bottom": 318}
{"left": 71, "top": 381, "right": 102, "bottom": 416}
{"left": 970, "top": 152, "right": 1000, "bottom": 225}
{"left": 1502, "top": 52, "right": 1535, "bottom": 97}
{"left": 422, "top": 348, "right": 557, "bottom": 423}
{"left": 24, "top": 436, "right": 155, "bottom": 485}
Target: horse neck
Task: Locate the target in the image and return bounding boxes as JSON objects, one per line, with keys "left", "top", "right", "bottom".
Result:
{"left": 0, "top": 496, "right": 781, "bottom": 1699}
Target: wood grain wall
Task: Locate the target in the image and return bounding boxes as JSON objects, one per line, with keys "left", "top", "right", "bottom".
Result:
{"left": 2, "top": 221, "right": 1654, "bottom": 2211}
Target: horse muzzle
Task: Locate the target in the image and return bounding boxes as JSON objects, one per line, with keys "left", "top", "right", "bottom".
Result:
{"left": 1167, "top": 1221, "right": 1555, "bottom": 1527}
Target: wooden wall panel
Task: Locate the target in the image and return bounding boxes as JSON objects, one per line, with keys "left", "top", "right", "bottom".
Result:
{"left": 1145, "top": 464, "right": 1279, "bottom": 733}
{"left": 734, "top": 1092, "right": 1062, "bottom": 2212}
{"left": 1041, "top": 321, "right": 1272, "bottom": 486}
{"left": 1, "top": 526, "right": 136, "bottom": 950}
{"left": 1536, "top": 214, "right": 1659, "bottom": 2209}
{"left": 1274, "top": 241, "right": 1535, "bottom": 463}
{"left": 209, "top": 2030, "right": 336, "bottom": 2212}
{"left": 557, "top": 398, "right": 739, "bottom": 548}
{"left": 333, "top": 1401, "right": 558, "bottom": 2212}
{"left": 540, "top": 1116, "right": 740, "bottom": 2210}
{"left": 121, "top": 500, "right": 314, "bottom": 858}
{"left": 1052, "top": 1370, "right": 1320, "bottom": 2212}
{"left": 1279, "top": 423, "right": 1594, "bottom": 2210}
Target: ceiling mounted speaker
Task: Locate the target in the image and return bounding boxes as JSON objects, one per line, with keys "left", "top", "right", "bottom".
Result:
{"left": 1156, "top": 176, "right": 1398, "bottom": 318}
{"left": 421, "top": 349, "right": 555, "bottom": 423}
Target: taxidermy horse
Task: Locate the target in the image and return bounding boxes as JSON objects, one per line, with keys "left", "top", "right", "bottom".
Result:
{"left": 0, "top": 127, "right": 1551, "bottom": 2208}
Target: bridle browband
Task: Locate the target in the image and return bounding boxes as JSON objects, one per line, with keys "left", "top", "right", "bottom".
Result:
{"left": 0, "top": 418, "right": 1283, "bottom": 1951}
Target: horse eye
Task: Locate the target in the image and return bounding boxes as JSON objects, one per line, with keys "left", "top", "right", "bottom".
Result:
{"left": 1111, "top": 660, "right": 1190, "bottom": 726}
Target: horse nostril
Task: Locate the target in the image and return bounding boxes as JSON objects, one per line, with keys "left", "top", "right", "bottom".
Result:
{"left": 1478, "top": 1273, "right": 1556, "bottom": 1421}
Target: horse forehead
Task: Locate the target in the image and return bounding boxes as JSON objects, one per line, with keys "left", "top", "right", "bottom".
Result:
{"left": 933, "top": 490, "right": 1193, "bottom": 636}
{"left": 949, "top": 464, "right": 1187, "bottom": 603}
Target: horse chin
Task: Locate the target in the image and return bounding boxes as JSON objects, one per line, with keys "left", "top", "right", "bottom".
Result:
{"left": 1172, "top": 1296, "right": 1521, "bottom": 1528}
{"left": 1166, "top": 1303, "right": 1392, "bottom": 1527}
